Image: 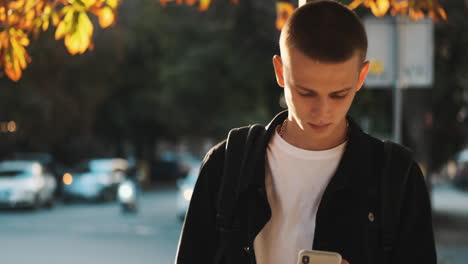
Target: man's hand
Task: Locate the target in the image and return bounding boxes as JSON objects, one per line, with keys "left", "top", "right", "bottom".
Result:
{"left": 342, "top": 260, "right": 349, "bottom": 264}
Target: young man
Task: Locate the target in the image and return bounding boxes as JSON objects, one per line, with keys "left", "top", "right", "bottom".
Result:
{"left": 175, "top": 1, "right": 436, "bottom": 264}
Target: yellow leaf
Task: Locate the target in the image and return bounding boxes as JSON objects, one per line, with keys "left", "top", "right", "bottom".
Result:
{"left": 63, "top": 11, "right": 93, "bottom": 54}
{"left": 427, "top": 10, "right": 437, "bottom": 21}
{"left": 2, "top": 28, "right": 31, "bottom": 82}
{"left": 369, "top": 0, "right": 390, "bottom": 17}
{"left": 348, "top": 0, "right": 364, "bottom": 10}
{"left": 42, "top": 19, "right": 50, "bottom": 31}
{"left": 9, "top": 0, "right": 25, "bottom": 10}
{"left": 97, "top": 6, "right": 115, "bottom": 28}
{"left": 0, "top": 7, "right": 6, "bottom": 22}
{"left": 52, "top": 12, "right": 60, "bottom": 26}
{"left": 398, "top": 1, "right": 409, "bottom": 9}
{"left": 11, "top": 42, "right": 27, "bottom": 69}
{"left": 159, "top": 0, "right": 171, "bottom": 7}
{"left": 81, "top": 0, "right": 97, "bottom": 8}
{"left": 64, "top": 33, "right": 79, "bottom": 55}
{"left": 55, "top": 21, "right": 68, "bottom": 40}
{"left": 44, "top": 5, "right": 52, "bottom": 16}
{"left": 55, "top": 9, "right": 75, "bottom": 40}
{"left": 78, "top": 11, "right": 94, "bottom": 35}
{"left": 438, "top": 7, "right": 447, "bottom": 21}
{"left": 186, "top": 0, "right": 197, "bottom": 6}
{"left": 19, "top": 36, "right": 29, "bottom": 46}
{"left": 199, "top": 0, "right": 211, "bottom": 12}
{"left": 106, "top": 0, "right": 119, "bottom": 9}
{"left": 409, "top": 8, "right": 424, "bottom": 20}
{"left": 363, "top": 0, "right": 373, "bottom": 8}
{"left": 24, "top": 0, "right": 36, "bottom": 11}
{"left": 0, "top": 31, "right": 7, "bottom": 47}
{"left": 276, "top": 2, "right": 295, "bottom": 31}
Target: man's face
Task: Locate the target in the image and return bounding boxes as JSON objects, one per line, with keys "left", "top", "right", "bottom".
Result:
{"left": 272, "top": 46, "right": 369, "bottom": 140}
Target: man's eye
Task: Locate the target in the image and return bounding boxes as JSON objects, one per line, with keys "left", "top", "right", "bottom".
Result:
{"left": 298, "top": 92, "right": 315, "bottom": 97}
{"left": 331, "top": 94, "right": 347, "bottom": 99}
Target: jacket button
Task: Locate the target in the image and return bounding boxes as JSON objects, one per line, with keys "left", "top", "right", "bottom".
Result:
{"left": 368, "top": 212, "right": 375, "bottom": 222}
{"left": 243, "top": 246, "right": 251, "bottom": 254}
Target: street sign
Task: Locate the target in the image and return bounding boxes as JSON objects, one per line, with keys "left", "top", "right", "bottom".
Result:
{"left": 398, "top": 17, "right": 434, "bottom": 87}
{"left": 363, "top": 17, "right": 396, "bottom": 87}
{"left": 363, "top": 16, "right": 434, "bottom": 88}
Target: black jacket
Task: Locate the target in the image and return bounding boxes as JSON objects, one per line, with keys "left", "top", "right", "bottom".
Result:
{"left": 176, "top": 111, "right": 436, "bottom": 264}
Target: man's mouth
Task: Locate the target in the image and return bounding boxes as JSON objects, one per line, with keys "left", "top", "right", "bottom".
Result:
{"left": 308, "top": 123, "right": 331, "bottom": 129}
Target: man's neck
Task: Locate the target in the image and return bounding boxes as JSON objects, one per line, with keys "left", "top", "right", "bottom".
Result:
{"left": 279, "top": 119, "right": 348, "bottom": 151}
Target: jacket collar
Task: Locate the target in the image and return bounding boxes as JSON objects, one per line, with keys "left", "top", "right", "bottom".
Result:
{"left": 247, "top": 110, "right": 370, "bottom": 193}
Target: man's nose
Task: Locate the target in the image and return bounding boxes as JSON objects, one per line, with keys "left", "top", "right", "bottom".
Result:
{"left": 311, "top": 97, "right": 330, "bottom": 121}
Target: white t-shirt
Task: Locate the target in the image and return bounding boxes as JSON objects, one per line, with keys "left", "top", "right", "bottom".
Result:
{"left": 253, "top": 129, "right": 347, "bottom": 264}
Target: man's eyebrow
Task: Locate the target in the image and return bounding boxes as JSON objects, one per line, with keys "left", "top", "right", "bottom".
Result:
{"left": 296, "top": 85, "right": 352, "bottom": 94}
{"left": 296, "top": 85, "right": 317, "bottom": 93}
{"left": 331, "top": 87, "right": 353, "bottom": 94}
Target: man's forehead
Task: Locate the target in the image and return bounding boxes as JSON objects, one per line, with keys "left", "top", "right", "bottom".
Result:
{"left": 280, "top": 51, "right": 361, "bottom": 91}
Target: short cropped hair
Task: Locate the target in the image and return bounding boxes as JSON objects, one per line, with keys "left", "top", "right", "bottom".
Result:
{"left": 280, "top": 0, "right": 368, "bottom": 63}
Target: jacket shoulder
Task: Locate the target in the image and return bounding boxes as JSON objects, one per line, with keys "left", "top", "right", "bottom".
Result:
{"left": 361, "top": 132, "right": 414, "bottom": 160}
{"left": 203, "top": 140, "right": 226, "bottom": 162}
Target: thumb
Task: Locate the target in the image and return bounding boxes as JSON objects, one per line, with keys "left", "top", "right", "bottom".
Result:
{"left": 341, "top": 260, "right": 350, "bottom": 264}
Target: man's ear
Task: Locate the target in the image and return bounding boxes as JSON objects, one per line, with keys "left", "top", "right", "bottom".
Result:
{"left": 272, "top": 55, "right": 285, "bottom": 88}
{"left": 356, "top": 60, "right": 370, "bottom": 92}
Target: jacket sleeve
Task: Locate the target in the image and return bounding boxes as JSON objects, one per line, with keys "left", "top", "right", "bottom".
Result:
{"left": 175, "top": 143, "right": 224, "bottom": 264}
{"left": 392, "top": 162, "right": 437, "bottom": 264}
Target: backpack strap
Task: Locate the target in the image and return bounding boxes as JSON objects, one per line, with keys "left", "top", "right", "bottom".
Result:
{"left": 381, "top": 140, "right": 413, "bottom": 264}
{"left": 214, "top": 124, "right": 265, "bottom": 263}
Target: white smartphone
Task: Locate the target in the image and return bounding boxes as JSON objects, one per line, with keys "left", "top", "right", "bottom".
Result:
{"left": 297, "top": 249, "right": 342, "bottom": 264}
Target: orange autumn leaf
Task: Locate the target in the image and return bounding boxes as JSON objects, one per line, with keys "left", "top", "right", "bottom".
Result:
{"left": 1, "top": 0, "right": 449, "bottom": 81}
{"left": 186, "top": 0, "right": 197, "bottom": 6}
{"left": 96, "top": 6, "right": 115, "bottom": 28}
{"left": 348, "top": 0, "right": 365, "bottom": 10}
{"left": 199, "top": 0, "right": 212, "bottom": 11}
{"left": 81, "top": 0, "right": 98, "bottom": 8}
{"left": 55, "top": 6, "right": 75, "bottom": 40}
{"left": 65, "top": 11, "right": 94, "bottom": 55}
{"left": 0, "top": 0, "right": 121, "bottom": 81}
{"left": 106, "top": 0, "right": 119, "bottom": 9}
{"left": 369, "top": 0, "right": 390, "bottom": 17}
{"left": 438, "top": 7, "right": 447, "bottom": 20}
{"left": 0, "top": 28, "right": 31, "bottom": 82}
{"left": 409, "top": 8, "right": 425, "bottom": 20}
{"left": 276, "top": 2, "right": 295, "bottom": 30}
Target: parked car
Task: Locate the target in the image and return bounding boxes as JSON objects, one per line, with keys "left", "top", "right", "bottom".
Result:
{"left": 62, "top": 158, "right": 128, "bottom": 202}
{"left": 0, "top": 160, "right": 57, "bottom": 209}
{"left": 176, "top": 163, "right": 201, "bottom": 221}
{"left": 454, "top": 148, "right": 468, "bottom": 190}
{"left": 10, "top": 152, "right": 68, "bottom": 197}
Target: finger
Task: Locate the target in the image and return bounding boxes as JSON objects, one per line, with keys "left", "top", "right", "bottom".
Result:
{"left": 341, "top": 260, "right": 349, "bottom": 264}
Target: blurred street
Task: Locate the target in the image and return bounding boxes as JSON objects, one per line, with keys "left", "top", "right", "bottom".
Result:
{"left": 0, "top": 184, "right": 467, "bottom": 264}
{"left": 0, "top": 188, "right": 183, "bottom": 264}
{"left": 432, "top": 184, "right": 468, "bottom": 264}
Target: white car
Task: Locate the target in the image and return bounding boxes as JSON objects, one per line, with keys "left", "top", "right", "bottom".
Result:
{"left": 0, "top": 161, "right": 57, "bottom": 209}
{"left": 177, "top": 165, "right": 200, "bottom": 221}
{"left": 63, "top": 158, "right": 128, "bottom": 202}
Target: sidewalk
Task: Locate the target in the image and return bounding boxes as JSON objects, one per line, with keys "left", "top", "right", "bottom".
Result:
{"left": 432, "top": 184, "right": 468, "bottom": 264}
